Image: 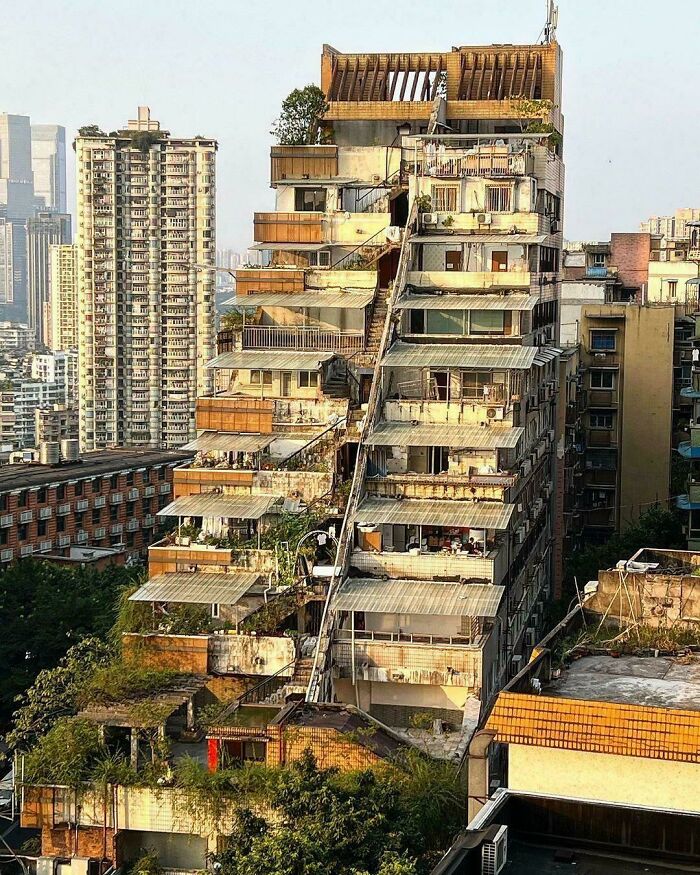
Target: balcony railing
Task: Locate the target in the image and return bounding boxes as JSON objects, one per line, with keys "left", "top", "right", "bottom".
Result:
{"left": 242, "top": 324, "right": 364, "bottom": 353}
{"left": 418, "top": 150, "right": 532, "bottom": 179}
{"left": 586, "top": 266, "right": 609, "bottom": 278}
{"left": 334, "top": 628, "right": 476, "bottom": 647}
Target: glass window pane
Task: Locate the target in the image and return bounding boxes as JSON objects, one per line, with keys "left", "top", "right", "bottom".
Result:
{"left": 470, "top": 310, "right": 504, "bottom": 334}
{"left": 426, "top": 310, "right": 464, "bottom": 335}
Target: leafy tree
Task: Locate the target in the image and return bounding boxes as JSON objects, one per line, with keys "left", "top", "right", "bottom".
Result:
{"left": 219, "top": 309, "right": 244, "bottom": 332}
{"left": 565, "top": 506, "right": 685, "bottom": 602}
{"left": 78, "top": 124, "right": 106, "bottom": 137}
{"left": 5, "top": 636, "right": 112, "bottom": 753}
{"left": 271, "top": 85, "right": 329, "bottom": 146}
{"left": 209, "top": 749, "right": 461, "bottom": 875}
{"left": 0, "top": 559, "right": 140, "bottom": 730}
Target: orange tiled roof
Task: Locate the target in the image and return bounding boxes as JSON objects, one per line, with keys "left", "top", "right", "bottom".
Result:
{"left": 485, "top": 692, "right": 700, "bottom": 763}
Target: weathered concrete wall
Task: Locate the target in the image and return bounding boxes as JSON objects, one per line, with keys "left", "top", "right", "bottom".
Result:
{"left": 588, "top": 570, "right": 700, "bottom": 628}
{"left": 208, "top": 634, "right": 296, "bottom": 676}
{"left": 122, "top": 633, "right": 210, "bottom": 674}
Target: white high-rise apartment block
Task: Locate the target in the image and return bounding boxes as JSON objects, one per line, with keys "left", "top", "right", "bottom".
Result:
{"left": 31, "top": 125, "right": 67, "bottom": 213}
{"left": 49, "top": 243, "right": 78, "bottom": 351}
{"left": 75, "top": 107, "right": 217, "bottom": 450}
{"left": 31, "top": 350, "right": 78, "bottom": 405}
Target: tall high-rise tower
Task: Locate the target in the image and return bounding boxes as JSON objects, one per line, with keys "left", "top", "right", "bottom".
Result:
{"left": 49, "top": 243, "right": 78, "bottom": 351}
{"left": 31, "top": 124, "right": 67, "bottom": 213}
{"left": 75, "top": 107, "right": 216, "bottom": 450}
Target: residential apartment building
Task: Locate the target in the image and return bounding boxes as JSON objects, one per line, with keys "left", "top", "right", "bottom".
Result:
{"left": 75, "top": 107, "right": 217, "bottom": 450}
{"left": 30, "top": 124, "right": 67, "bottom": 213}
{"left": 578, "top": 303, "right": 673, "bottom": 538}
{"left": 48, "top": 243, "right": 78, "bottom": 351}
{"left": 26, "top": 211, "right": 71, "bottom": 345}
{"left": 0, "top": 320, "right": 35, "bottom": 352}
{"left": 11, "top": 378, "right": 61, "bottom": 447}
{"left": 0, "top": 447, "right": 192, "bottom": 563}
{"left": 35, "top": 403, "right": 78, "bottom": 445}
{"left": 31, "top": 349, "right": 78, "bottom": 403}
{"left": 641, "top": 207, "right": 700, "bottom": 242}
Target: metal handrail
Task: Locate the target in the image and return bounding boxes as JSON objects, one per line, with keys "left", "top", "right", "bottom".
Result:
{"left": 215, "top": 659, "right": 296, "bottom": 723}
{"left": 277, "top": 416, "right": 347, "bottom": 470}
{"left": 306, "top": 198, "right": 418, "bottom": 703}
{"left": 331, "top": 225, "right": 391, "bottom": 269}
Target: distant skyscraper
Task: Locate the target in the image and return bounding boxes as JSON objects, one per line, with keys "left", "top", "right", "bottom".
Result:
{"left": 0, "top": 114, "right": 34, "bottom": 323}
{"left": 31, "top": 125, "right": 67, "bottom": 213}
{"left": 49, "top": 243, "right": 78, "bottom": 351}
{"left": 75, "top": 107, "right": 216, "bottom": 450}
{"left": 27, "top": 211, "right": 71, "bottom": 345}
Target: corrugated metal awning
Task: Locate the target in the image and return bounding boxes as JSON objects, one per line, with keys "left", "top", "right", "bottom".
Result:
{"left": 334, "top": 578, "right": 505, "bottom": 618}
{"left": 533, "top": 346, "right": 563, "bottom": 366}
{"left": 397, "top": 294, "right": 538, "bottom": 311}
{"left": 382, "top": 341, "right": 538, "bottom": 370}
{"left": 129, "top": 571, "right": 261, "bottom": 605}
{"left": 365, "top": 421, "right": 523, "bottom": 449}
{"left": 227, "top": 291, "right": 375, "bottom": 309}
{"left": 158, "top": 493, "right": 281, "bottom": 519}
{"left": 249, "top": 243, "right": 329, "bottom": 251}
{"left": 353, "top": 496, "right": 515, "bottom": 530}
{"left": 206, "top": 350, "right": 335, "bottom": 370}
{"left": 182, "top": 432, "right": 274, "bottom": 453}
{"left": 410, "top": 234, "right": 547, "bottom": 245}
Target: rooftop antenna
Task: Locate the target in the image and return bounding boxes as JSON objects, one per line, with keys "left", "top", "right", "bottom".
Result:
{"left": 543, "top": 0, "right": 558, "bottom": 43}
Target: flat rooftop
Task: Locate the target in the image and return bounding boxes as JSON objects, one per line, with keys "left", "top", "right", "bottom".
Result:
{"left": 548, "top": 654, "right": 700, "bottom": 712}
{"left": 505, "top": 841, "right": 693, "bottom": 875}
{"left": 0, "top": 448, "right": 194, "bottom": 492}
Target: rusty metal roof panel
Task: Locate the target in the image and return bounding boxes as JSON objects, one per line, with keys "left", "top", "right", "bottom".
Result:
{"left": 334, "top": 577, "right": 504, "bottom": 618}
{"left": 364, "top": 421, "right": 523, "bottom": 450}
{"left": 353, "top": 496, "right": 515, "bottom": 530}
{"left": 182, "top": 432, "right": 275, "bottom": 453}
{"left": 397, "top": 294, "right": 538, "bottom": 311}
{"left": 381, "top": 341, "right": 538, "bottom": 370}
{"left": 206, "top": 350, "right": 336, "bottom": 370}
{"left": 129, "top": 571, "right": 260, "bottom": 605}
{"left": 158, "top": 493, "right": 281, "bottom": 520}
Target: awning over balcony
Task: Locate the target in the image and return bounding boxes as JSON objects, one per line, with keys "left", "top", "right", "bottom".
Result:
{"left": 206, "top": 350, "right": 336, "bottom": 370}
{"left": 397, "top": 293, "right": 538, "bottom": 311}
{"left": 382, "top": 341, "right": 538, "bottom": 370}
{"left": 353, "top": 496, "right": 515, "bottom": 530}
{"left": 533, "top": 346, "right": 563, "bottom": 365}
{"left": 129, "top": 571, "right": 260, "bottom": 605}
{"left": 335, "top": 578, "right": 505, "bottom": 618}
{"left": 410, "top": 233, "right": 547, "bottom": 245}
{"left": 225, "top": 291, "right": 375, "bottom": 309}
{"left": 249, "top": 242, "right": 329, "bottom": 251}
{"left": 365, "top": 421, "right": 523, "bottom": 450}
{"left": 158, "top": 493, "right": 281, "bottom": 519}
{"left": 183, "top": 432, "right": 274, "bottom": 453}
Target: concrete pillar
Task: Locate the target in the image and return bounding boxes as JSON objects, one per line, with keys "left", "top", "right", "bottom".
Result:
{"left": 130, "top": 729, "right": 139, "bottom": 769}
{"left": 467, "top": 731, "right": 496, "bottom": 824}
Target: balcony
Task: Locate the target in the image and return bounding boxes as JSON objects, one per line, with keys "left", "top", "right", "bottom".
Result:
{"left": 234, "top": 268, "right": 304, "bottom": 297}
{"left": 351, "top": 545, "right": 506, "bottom": 585}
{"left": 365, "top": 471, "right": 516, "bottom": 502}
{"left": 406, "top": 270, "right": 530, "bottom": 291}
{"left": 416, "top": 147, "right": 533, "bottom": 179}
{"left": 586, "top": 266, "right": 609, "bottom": 278}
{"left": 254, "top": 212, "right": 323, "bottom": 244}
{"left": 242, "top": 324, "right": 364, "bottom": 354}
{"left": 270, "top": 145, "right": 338, "bottom": 184}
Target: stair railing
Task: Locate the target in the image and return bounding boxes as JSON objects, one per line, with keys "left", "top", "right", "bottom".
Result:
{"left": 215, "top": 660, "right": 297, "bottom": 722}
{"left": 306, "top": 199, "right": 418, "bottom": 703}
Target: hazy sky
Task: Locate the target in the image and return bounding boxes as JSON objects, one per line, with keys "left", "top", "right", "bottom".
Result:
{"left": 6, "top": 0, "right": 699, "bottom": 249}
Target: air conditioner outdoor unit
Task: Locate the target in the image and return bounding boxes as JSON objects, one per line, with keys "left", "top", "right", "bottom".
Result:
{"left": 422, "top": 213, "right": 439, "bottom": 225}
{"left": 524, "top": 627, "right": 537, "bottom": 647}
{"left": 476, "top": 212, "right": 492, "bottom": 225}
{"left": 482, "top": 825, "right": 508, "bottom": 875}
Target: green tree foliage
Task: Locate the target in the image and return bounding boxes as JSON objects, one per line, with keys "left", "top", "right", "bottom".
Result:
{"left": 23, "top": 717, "right": 106, "bottom": 788}
{"left": 210, "top": 749, "right": 461, "bottom": 875}
{"left": 0, "top": 559, "right": 140, "bottom": 730}
{"left": 220, "top": 309, "right": 244, "bottom": 332}
{"left": 565, "top": 506, "right": 685, "bottom": 601}
{"left": 6, "top": 637, "right": 112, "bottom": 753}
{"left": 78, "top": 124, "right": 106, "bottom": 137}
{"left": 271, "top": 85, "right": 329, "bottom": 146}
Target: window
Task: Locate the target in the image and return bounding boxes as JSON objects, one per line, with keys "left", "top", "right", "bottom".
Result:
{"left": 592, "top": 253, "right": 606, "bottom": 267}
{"left": 110, "top": 474, "right": 119, "bottom": 489}
{"left": 587, "top": 449, "right": 617, "bottom": 470}
{"left": 18, "top": 491, "right": 27, "bottom": 508}
{"left": 251, "top": 370, "right": 273, "bottom": 386}
{"left": 589, "top": 411, "right": 614, "bottom": 429}
{"left": 486, "top": 185, "right": 512, "bottom": 212}
{"left": 92, "top": 478, "right": 100, "bottom": 494}
{"left": 590, "top": 370, "right": 615, "bottom": 389}
{"left": 668, "top": 280, "right": 678, "bottom": 299}
{"left": 460, "top": 370, "right": 505, "bottom": 401}
{"left": 92, "top": 508, "right": 102, "bottom": 524}
{"left": 211, "top": 603, "right": 220, "bottom": 619}
{"left": 110, "top": 505, "right": 119, "bottom": 521}
{"left": 57, "top": 516, "right": 66, "bottom": 533}
{"left": 294, "top": 188, "right": 326, "bottom": 212}
{"left": 308, "top": 250, "right": 330, "bottom": 267}
{"left": 37, "top": 488, "right": 46, "bottom": 503}
{"left": 37, "top": 519, "right": 47, "bottom": 536}
{"left": 430, "top": 185, "right": 458, "bottom": 212}
{"left": 158, "top": 467, "right": 166, "bottom": 481}
{"left": 18, "top": 524, "right": 28, "bottom": 541}
{"left": 590, "top": 329, "right": 617, "bottom": 352}
{"left": 126, "top": 472, "right": 134, "bottom": 486}
{"left": 426, "top": 310, "right": 465, "bottom": 335}
{"left": 470, "top": 310, "right": 505, "bottom": 335}
{"left": 56, "top": 484, "right": 65, "bottom": 501}
{"left": 409, "top": 310, "right": 425, "bottom": 334}
{"left": 298, "top": 370, "right": 319, "bottom": 388}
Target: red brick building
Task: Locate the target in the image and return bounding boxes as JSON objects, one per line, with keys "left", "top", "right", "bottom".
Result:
{"left": 0, "top": 448, "right": 193, "bottom": 564}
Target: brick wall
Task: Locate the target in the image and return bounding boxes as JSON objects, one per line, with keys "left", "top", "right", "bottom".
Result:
{"left": 42, "top": 826, "right": 115, "bottom": 861}
{"left": 0, "top": 460, "right": 182, "bottom": 564}
{"left": 122, "top": 634, "right": 209, "bottom": 674}
{"left": 610, "top": 233, "right": 652, "bottom": 292}
{"left": 266, "top": 725, "right": 386, "bottom": 771}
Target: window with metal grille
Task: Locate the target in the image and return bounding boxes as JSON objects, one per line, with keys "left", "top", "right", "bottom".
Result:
{"left": 430, "top": 185, "right": 458, "bottom": 212}
{"left": 486, "top": 185, "right": 512, "bottom": 212}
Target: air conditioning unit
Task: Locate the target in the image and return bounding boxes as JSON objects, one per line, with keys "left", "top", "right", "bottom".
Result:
{"left": 422, "top": 212, "right": 439, "bottom": 225}
{"left": 482, "top": 825, "right": 508, "bottom": 875}
{"left": 476, "top": 212, "right": 493, "bottom": 225}
{"left": 486, "top": 406, "right": 505, "bottom": 421}
{"left": 524, "top": 627, "right": 537, "bottom": 647}
{"left": 515, "top": 526, "right": 525, "bottom": 544}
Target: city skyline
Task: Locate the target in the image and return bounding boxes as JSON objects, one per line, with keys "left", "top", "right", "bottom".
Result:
{"left": 5, "top": 0, "right": 700, "bottom": 251}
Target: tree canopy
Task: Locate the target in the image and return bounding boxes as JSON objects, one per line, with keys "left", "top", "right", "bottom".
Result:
{"left": 209, "top": 749, "right": 462, "bottom": 875}
{"left": 271, "top": 85, "right": 329, "bottom": 146}
{"left": 0, "top": 559, "right": 140, "bottom": 731}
